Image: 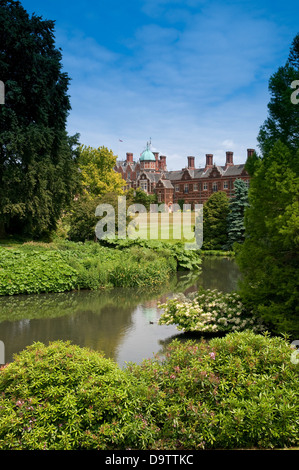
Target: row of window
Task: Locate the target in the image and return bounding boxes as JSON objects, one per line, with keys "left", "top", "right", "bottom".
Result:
{"left": 175, "top": 180, "right": 249, "bottom": 193}
{"left": 140, "top": 180, "right": 250, "bottom": 194}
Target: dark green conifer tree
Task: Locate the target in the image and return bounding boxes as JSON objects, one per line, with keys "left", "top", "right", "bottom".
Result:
{"left": 237, "top": 33, "right": 299, "bottom": 335}
{"left": 0, "top": 0, "right": 79, "bottom": 238}
{"left": 202, "top": 191, "right": 229, "bottom": 250}
{"left": 224, "top": 179, "right": 249, "bottom": 250}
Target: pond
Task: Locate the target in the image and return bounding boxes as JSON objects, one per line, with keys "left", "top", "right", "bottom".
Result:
{"left": 0, "top": 257, "right": 241, "bottom": 367}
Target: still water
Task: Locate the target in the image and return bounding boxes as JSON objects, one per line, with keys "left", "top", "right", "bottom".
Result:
{"left": 0, "top": 257, "right": 241, "bottom": 367}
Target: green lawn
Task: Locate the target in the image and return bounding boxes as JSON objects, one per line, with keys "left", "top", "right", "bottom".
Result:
{"left": 127, "top": 211, "right": 197, "bottom": 243}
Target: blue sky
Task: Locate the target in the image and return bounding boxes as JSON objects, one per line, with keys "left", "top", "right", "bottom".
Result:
{"left": 21, "top": 0, "right": 298, "bottom": 170}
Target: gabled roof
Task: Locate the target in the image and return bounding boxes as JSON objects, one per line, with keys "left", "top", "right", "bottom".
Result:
{"left": 164, "top": 170, "right": 184, "bottom": 181}
{"left": 222, "top": 164, "right": 247, "bottom": 176}
{"left": 138, "top": 171, "right": 162, "bottom": 183}
{"left": 157, "top": 179, "right": 173, "bottom": 189}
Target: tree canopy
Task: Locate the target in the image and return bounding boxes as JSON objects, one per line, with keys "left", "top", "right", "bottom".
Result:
{"left": 77, "top": 145, "right": 126, "bottom": 198}
{"left": 224, "top": 179, "right": 249, "bottom": 250}
{"left": 202, "top": 191, "right": 229, "bottom": 250}
{"left": 257, "top": 33, "right": 299, "bottom": 158}
{"left": 0, "top": 0, "right": 79, "bottom": 238}
{"left": 237, "top": 33, "right": 299, "bottom": 336}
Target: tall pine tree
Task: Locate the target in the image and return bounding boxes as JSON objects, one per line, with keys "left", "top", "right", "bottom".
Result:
{"left": 0, "top": 0, "right": 79, "bottom": 238}
{"left": 224, "top": 179, "right": 249, "bottom": 250}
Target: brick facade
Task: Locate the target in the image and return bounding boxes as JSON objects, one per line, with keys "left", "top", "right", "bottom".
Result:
{"left": 115, "top": 146, "right": 253, "bottom": 208}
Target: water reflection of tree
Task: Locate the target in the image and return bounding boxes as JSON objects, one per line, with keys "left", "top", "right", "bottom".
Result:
{"left": 0, "top": 271, "right": 202, "bottom": 323}
{"left": 199, "top": 257, "right": 241, "bottom": 292}
{"left": 0, "top": 258, "right": 246, "bottom": 365}
{"left": 0, "top": 272, "right": 203, "bottom": 363}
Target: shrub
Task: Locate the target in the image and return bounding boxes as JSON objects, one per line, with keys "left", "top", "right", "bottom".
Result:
{"left": 100, "top": 238, "right": 202, "bottom": 271}
{"left": 0, "top": 242, "right": 177, "bottom": 295}
{"left": 0, "top": 341, "right": 157, "bottom": 450}
{"left": 0, "top": 332, "right": 298, "bottom": 450}
{"left": 127, "top": 331, "right": 299, "bottom": 449}
{"left": 158, "top": 288, "right": 265, "bottom": 334}
{"left": 0, "top": 248, "right": 78, "bottom": 295}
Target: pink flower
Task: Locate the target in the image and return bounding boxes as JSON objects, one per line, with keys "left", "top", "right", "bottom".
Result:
{"left": 210, "top": 352, "right": 216, "bottom": 360}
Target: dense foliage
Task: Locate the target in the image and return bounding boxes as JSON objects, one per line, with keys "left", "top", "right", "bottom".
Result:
{"left": 77, "top": 145, "right": 126, "bottom": 197}
{"left": 257, "top": 33, "right": 299, "bottom": 155}
{"left": 99, "top": 238, "right": 202, "bottom": 271}
{"left": 0, "top": 241, "right": 176, "bottom": 295}
{"left": 223, "top": 179, "right": 249, "bottom": 250}
{"left": 67, "top": 189, "right": 159, "bottom": 243}
{"left": 0, "top": 331, "right": 298, "bottom": 450}
{"left": 0, "top": 0, "right": 79, "bottom": 238}
{"left": 202, "top": 191, "right": 229, "bottom": 250}
{"left": 236, "top": 34, "right": 299, "bottom": 336}
{"left": 158, "top": 288, "right": 265, "bottom": 334}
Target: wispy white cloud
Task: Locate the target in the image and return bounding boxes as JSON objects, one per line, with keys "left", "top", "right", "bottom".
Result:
{"left": 51, "top": 0, "right": 295, "bottom": 169}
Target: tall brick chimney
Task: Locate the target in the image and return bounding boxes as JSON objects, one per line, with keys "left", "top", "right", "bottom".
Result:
{"left": 126, "top": 152, "right": 133, "bottom": 163}
{"left": 225, "top": 151, "right": 234, "bottom": 167}
{"left": 205, "top": 154, "right": 213, "bottom": 169}
{"left": 247, "top": 149, "right": 255, "bottom": 158}
{"left": 153, "top": 152, "right": 159, "bottom": 171}
{"left": 159, "top": 155, "right": 167, "bottom": 170}
{"left": 187, "top": 156, "right": 195, "bottom": 169}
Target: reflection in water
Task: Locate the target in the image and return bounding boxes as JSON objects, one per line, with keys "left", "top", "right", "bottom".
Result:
{"left": 0, "top": 258, "right": 241, "bottom": 366}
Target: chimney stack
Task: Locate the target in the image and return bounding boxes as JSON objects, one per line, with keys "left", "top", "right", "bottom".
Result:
{"left": 205, "top": 154, "right": 213, "bottom": 168}
{"left": 247, "top": 149, "right": 255, "bottom": 158}
{"left": 126, "top": 152, "right": 133, "bottom": 163}
{"left": 226, "top": 151, "right": 234, "bottom": 167}
{"left": 159, "top": 155, "right": 167, "bottom": 170}
{"left": 187, "top": 156, "right": 195, "bottom": 169}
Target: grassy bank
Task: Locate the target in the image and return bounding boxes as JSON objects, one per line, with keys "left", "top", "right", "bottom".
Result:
{"left": 0, "top": 330, "right": 298, "bottom": 450}
{"left": 0, "top": 239, "right": 203, "bottom": 296}
{"left": 0, "top": 240, "right": 179, "bottom": 295}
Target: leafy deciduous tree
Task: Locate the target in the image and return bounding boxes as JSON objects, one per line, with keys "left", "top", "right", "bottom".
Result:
{"left": 78, "top": 145, "right": 126, "bottom": 198}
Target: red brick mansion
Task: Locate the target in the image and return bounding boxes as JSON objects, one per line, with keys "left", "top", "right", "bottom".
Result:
{"left": 115, "top": 142, "right": 253, "bottom": 208}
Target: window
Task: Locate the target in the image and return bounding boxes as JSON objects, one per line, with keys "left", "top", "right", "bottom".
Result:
{"left": 158, "top": 192, "right": 162, "bottom": 203}
{"left": 175, "top": 185, "right": 179, "bottom": 192}
{"left": 223, "top": 181, "right": 228, "bottom": 189}
{"left": 193, "top": 184, "right": 198, "bottom": 191}
{"left": 212, "top": 182, "right": 218, "bottom": 192}
{"left": 203, "top": 182, "right": 208, "bottom": 191}
{"left": 184, "top": 184, "right": 189, "bottom": 194}
{"left": 140, "top": 180, "right": 148, "bottom": 192}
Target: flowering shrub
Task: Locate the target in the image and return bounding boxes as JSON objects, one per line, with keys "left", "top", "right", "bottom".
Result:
{"left": 128, "top": 331, "right": 299, "bottom": 449}
{"left": 158, "top": 288, "right": 265, "bottom": 333}
{"left": 0, "top": 332, "right": 298, "bottom": 449}
{"left": 0, "top": 341, "right": 157, "bottom": 450}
